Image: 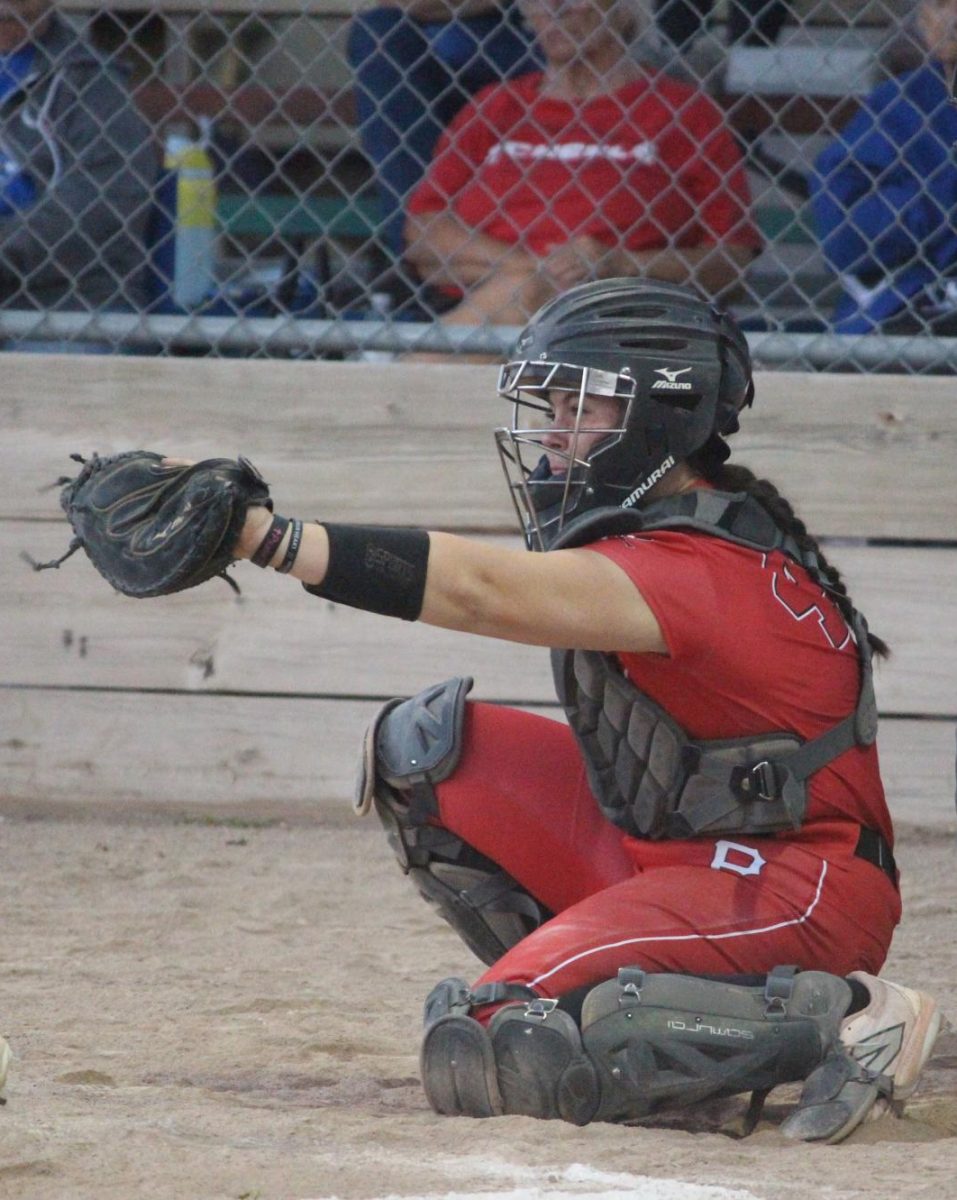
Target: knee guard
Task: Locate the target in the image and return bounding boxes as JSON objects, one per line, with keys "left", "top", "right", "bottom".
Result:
{"left": 354, "top": 677, "right": 550, "bottom": 965}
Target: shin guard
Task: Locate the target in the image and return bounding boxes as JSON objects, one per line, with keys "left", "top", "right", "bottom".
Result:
{"left": 579, "top": 966, "right": 852, "bottom": 1123}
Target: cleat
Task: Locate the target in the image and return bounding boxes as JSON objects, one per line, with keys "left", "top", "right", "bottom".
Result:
{"left": 841, "top": 972, "right": 941, "bottom": 1100}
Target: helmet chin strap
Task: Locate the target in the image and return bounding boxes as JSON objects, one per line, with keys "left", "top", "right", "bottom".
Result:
{"left": 619, "top": 453, "right": 679, "bottom": 509}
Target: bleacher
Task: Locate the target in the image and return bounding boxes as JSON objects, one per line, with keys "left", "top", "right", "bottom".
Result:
{"left": 47, "top": 0, "right": 920, "bottom": 335}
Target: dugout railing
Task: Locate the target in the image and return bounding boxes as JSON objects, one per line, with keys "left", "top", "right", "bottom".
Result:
{"left": 2, "top": 308, "right": 957, "bottom": 372}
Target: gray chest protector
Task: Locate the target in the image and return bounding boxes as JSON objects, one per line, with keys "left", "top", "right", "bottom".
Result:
{"left": 550, "top": 491, "right": 878, "bottom": 840}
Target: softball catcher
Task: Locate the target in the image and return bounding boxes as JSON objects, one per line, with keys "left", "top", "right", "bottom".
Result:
{"left": 39, "top": 280, "right": 940, "bottom": 1139}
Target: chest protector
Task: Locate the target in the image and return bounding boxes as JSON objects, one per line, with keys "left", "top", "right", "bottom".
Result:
{"left": 550, "top": 490, "right": 878, "bottom": 840}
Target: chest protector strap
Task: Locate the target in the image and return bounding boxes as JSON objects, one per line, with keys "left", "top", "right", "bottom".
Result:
{"left": 550, "top": 492, "right": 878, "bottom": 840}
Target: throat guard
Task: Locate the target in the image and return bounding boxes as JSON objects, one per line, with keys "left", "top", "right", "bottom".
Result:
{"left": 550, "top": 491, "right": 877, "bottom": 840}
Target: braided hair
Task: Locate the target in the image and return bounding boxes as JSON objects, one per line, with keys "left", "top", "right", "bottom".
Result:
{"left": 694, "top": 456, "right": 889, "bottom": 659}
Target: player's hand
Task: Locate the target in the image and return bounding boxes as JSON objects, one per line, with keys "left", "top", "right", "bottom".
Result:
{"left": 162, "top": 458, "right": 273, "bottom": 561}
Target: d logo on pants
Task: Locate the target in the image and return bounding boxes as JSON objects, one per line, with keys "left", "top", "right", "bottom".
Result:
{"left": 710, "top": 839, "right": 767, "bottom": 877}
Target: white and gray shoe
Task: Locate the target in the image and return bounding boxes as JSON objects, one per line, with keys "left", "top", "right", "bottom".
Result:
{"left": 782, "top": 972, "right": 941, "bottom": 1143}
{"left": 840, "top": 972, "right": 942, "bottom": 1100}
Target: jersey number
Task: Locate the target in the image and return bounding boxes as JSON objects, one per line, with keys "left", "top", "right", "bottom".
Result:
{"left": 771, "top": 562, "right": 849, "bottom": 649}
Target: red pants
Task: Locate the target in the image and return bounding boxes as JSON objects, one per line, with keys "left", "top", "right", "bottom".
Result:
{"left": 434, "top": 703, "right": 901, "bottom": 1000}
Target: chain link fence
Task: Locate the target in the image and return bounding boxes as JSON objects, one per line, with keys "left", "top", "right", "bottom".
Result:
{"left": 0, "top": 0, "right": 955, "bottom": 370}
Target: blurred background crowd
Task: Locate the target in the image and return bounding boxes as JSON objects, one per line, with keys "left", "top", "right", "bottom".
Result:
{"left": 0, "top": 0, "right": 955, "bottom": 366}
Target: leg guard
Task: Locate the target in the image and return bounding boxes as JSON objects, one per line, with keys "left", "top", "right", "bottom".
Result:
{"left": 418, "top": 967, "right": 883, "bottom": 1138}
{"left": 488, "top": 1001, "right": 601, "bottom": 1125}
{"left": 579, "top": 966, "right": 853, "bottom": 1123}
{"left": 355, "top": 678, "right": 550, "bottom": 965}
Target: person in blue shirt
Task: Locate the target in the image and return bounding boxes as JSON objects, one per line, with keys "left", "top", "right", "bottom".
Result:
{"left": 811, "top": 0, "right": 957, "bottom": 335}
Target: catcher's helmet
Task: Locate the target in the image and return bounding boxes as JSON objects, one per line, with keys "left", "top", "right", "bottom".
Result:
{"left": 495, "top": 278, "right": 754, "bottom": 548}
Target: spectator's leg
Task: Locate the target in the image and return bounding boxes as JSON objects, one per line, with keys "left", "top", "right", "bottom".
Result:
{"left": 348, "top": 8, "right": 454, "bottom": 259}
{"left": 404, "top": 264, "right": 549, "bottom": 362}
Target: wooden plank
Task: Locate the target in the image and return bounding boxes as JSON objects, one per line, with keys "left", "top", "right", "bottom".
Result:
{"left": 837, "top": 544, "right": 957, "bottom": 717}
{"left": 133, "top": 81, "right": 357, "bottom": 134}
{"left": 2, "top": 526, "right": 553, "bottom": 702}
{"left": 3, "top": 359, "right": 517, "bottom": 532}
{"left": 0, "top": 691, "right": 555, "bottom": 820}
{"left": 736, "top": 372, "right": 957, "bottom": 542}
{"left": 0, "top": 690, "right": 380, "bottom": 818}
{"left": 880, "top": 720, "right": 956, "bottom": 832}
{"left": 4, "top": 359, "right": 957, "bottom": 540}
{"left": 4, "top": 524, "right": 955, "bottom": 717}
{"left": 0, "top": 690, "right": 951, "bottom": 829}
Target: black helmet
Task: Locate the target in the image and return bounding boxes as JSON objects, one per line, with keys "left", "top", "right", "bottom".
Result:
{"left": 495, "top": 278, "right": 754, "bottom": 548}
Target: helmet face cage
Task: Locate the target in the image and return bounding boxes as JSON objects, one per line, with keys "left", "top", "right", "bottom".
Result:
{"left": 495, "top": 359, "right": 635, "bottom": 550}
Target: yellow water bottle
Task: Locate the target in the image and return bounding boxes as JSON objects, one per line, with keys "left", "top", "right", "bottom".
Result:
{"left": 164, "top": 120, "right": 217, "bottom": 309}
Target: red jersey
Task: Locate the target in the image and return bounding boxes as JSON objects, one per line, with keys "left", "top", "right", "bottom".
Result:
{"left": 408, "top": 71, "right": 760, "bottom": 255}
{"left": 588, "top": 530, "right": 892, "bottom": 845}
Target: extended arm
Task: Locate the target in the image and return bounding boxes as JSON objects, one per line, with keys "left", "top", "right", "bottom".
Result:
{"left": 237, "top": 511, "right": 667, "bottom": 654}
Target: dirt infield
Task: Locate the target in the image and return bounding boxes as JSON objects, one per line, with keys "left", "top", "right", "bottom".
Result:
{"left": 1, "top": 810, "right": 955, "bottom": 1200}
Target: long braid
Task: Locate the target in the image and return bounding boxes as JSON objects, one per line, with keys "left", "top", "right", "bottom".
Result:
{"left": 700, "top": 459, "right": 890, "bottom": 659}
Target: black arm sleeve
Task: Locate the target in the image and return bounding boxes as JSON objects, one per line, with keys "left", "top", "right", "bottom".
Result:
{"left": 303, "top": 524, "right": 430, "bottom": 621}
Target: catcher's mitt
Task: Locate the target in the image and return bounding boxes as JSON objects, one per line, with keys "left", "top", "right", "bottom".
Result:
{"left": 32, "top": 451, "right": 272, "bottom": 597}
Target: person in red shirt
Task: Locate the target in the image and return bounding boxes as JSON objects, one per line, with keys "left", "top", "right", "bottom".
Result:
{"left": 405, "top": 0, "right": 760, "bottom": 331}
{"left": 222, "top": 279, "right": 937, "bottom": 1140}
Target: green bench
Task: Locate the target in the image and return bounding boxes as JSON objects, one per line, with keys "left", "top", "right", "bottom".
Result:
{"left": 219, "top": 191, "right": 812, "bottom": 248}
{"left": 217, "top": 191, "right": 380, "bottom": 242}
{"left": 756, "top": 203, "right": 814, "bottom": 246}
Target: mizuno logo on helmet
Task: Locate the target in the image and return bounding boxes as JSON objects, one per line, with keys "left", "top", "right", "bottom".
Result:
{"left": 652, "top": 366, "right": 693, "bottom": 391}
